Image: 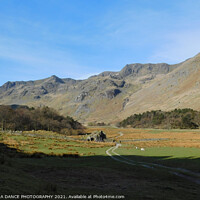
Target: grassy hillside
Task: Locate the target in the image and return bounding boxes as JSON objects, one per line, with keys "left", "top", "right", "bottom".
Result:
{"left": 121, "top": 53, "right": 200, "bottom": 121}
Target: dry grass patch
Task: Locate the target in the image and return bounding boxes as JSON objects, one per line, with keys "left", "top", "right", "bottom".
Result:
{"left": 3, "top": 137, "right": 19, "bottom": 146}
{"left": 127, "top": 139, "right": 200, "bottom": 148}
{"left": 86, "top": 127, "right": 200, "bottom": 148}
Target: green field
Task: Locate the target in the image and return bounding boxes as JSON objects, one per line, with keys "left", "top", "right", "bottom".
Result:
{"left": 117, "top": 146, "right": 200, "bottom": 158}
{"left": 1, "top": 128, "right": 200, "bottom": 200}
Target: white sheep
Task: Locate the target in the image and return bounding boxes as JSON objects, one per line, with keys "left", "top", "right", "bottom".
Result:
{"left": 141, "top": 148, "right": 145, "bottom": 151}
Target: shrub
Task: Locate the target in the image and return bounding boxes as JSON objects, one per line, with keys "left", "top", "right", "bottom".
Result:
{"left": 0, "top": 105, "right": 84, "bottom": 134}
{"left": 119, "top": 108, "right": 200, "bottom": 129}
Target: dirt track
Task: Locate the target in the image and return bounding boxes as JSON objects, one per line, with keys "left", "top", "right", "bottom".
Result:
{"left": 106, "top": 132, "right": 200, "bottom": 185}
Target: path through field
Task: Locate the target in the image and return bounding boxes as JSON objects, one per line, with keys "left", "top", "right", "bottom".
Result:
{"left": 106, "top": 132, "right": 200, "bottom": 185}
{"left": 115, "top": 132, "right": 124, "bottom": 139}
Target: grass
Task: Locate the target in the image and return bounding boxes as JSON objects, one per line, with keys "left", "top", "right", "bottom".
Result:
{"left": 1, "top": 148, "right": 200, "bottom": 199}
{"left": 117, "top": 146, "right": 200, "bottom": 158}
{"left": 0, "top": 128, "right": 200, "bottom": 199}
{"left": 116, "top": 146, "right": 200, "bottom": 172}
{"left": 0, "top": 131, "right": 113, "bottom": 157}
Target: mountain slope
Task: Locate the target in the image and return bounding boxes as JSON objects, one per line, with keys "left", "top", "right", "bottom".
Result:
{"left": 0, "top": 54, "right": 199, "bottom": 124}
{"left": 119, "top": 53, "right": 200, "bottom": 121}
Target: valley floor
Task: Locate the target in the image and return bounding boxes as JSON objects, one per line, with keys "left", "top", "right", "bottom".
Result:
{"left": 1, "top": 127, "right": 200, "bottom": 200}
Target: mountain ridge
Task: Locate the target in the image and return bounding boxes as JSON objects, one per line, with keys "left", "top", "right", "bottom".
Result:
{"left": 0, "top": 53, "right": 200, "bottom": 124}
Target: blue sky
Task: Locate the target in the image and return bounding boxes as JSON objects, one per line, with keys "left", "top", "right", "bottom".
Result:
{"left": 0, "top": 0, "right": 200, "bottom": 86}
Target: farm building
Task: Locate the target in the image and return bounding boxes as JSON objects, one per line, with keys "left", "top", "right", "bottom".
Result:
{"left": 87, "top": 131, "right": 106, "bottom": 142}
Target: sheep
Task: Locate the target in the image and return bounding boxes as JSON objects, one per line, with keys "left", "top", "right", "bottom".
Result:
{"left": 140, "top": 148, "right": 145, "bottom": 151}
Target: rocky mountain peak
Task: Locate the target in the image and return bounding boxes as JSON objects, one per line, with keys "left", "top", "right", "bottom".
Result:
{"left": 2, "top": 81, "right": 16, "bottom": 89}
{"left": 47, "top": 75, "right": 65, "bottom": 84}
{"left": 119, "top": 63, "right": 170, "bottom": 78}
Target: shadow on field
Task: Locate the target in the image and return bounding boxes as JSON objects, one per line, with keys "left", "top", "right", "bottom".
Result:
{"left": 1, "top": 142, "right": 200, "bottom": 200}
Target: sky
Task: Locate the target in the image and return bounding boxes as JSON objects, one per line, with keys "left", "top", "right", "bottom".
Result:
{"left": 0, "top": 0, "right": 200, "bottom": 86}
